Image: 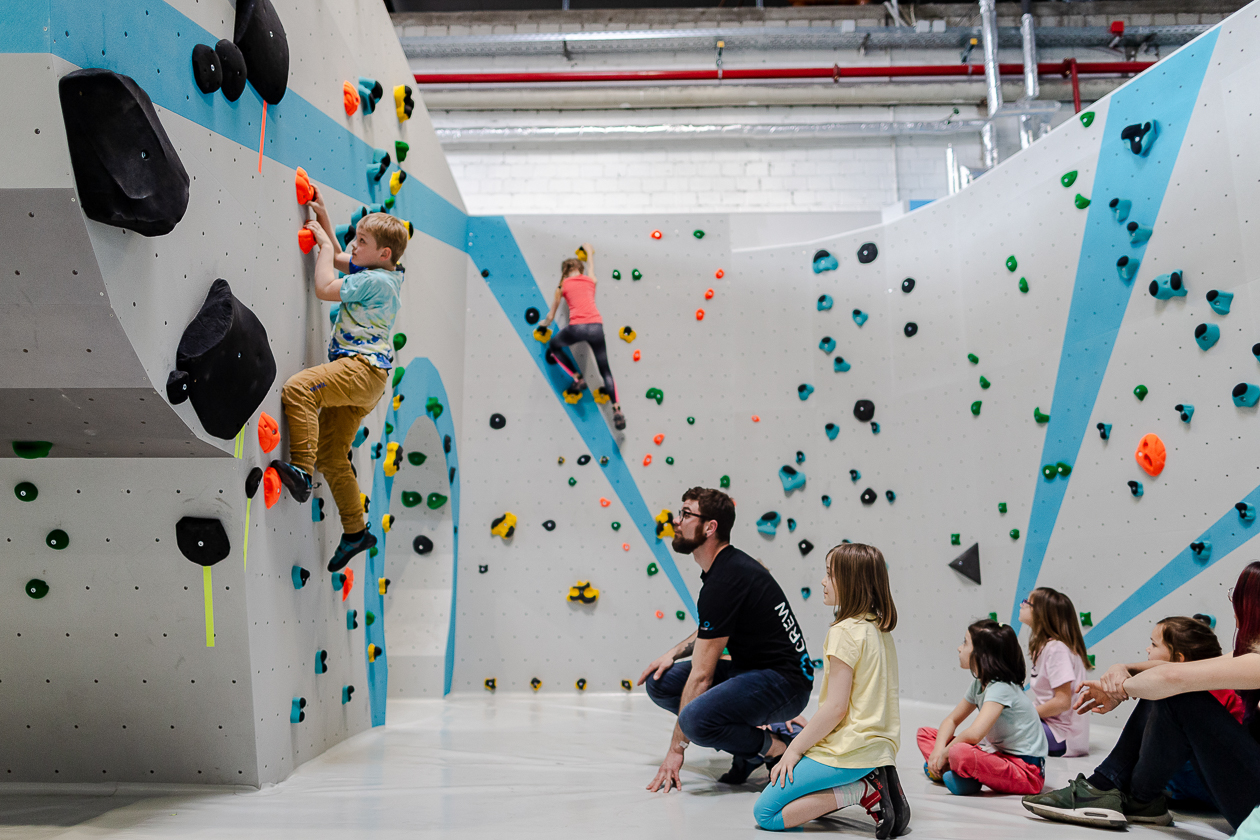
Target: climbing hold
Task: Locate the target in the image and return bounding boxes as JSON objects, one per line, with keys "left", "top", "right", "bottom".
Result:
{"left": 342, "top": 685, "right": 355, "bottom": 704}
{"left": 490, "top": 512, "right": 517, "bottom": 539}
{"left": 998, "top": 502, "right": 1007, "bottom": 513}
{"left": 968, "top": 354, "right": 979, "bottom": 365}
{"left": 798, "top": 384, "right": 815, "bottom": 401}
{"left": 812, "top": 250, "right": 839, "bottom": 273}
{"left": 642, "top": 455, "right": 652, "bottom": 467}
{"left": 860, "top": 488, "right": 877, "bottom": 505}
{"left": 23, "top": 577, "right": 48, "bottom": 601}
{"left": 315, "top": 649, "right": 328, "bottom": 675}
{"left": 817, "top": 295, "right": 834, "bottom": 311}
{"left": 297, "top": 228, "right": 315, "bottom": 254}
{"left": 951, "top": 534, "right": 961, "bottom": 546}
{"left": 1238, "top": 502, "right": 1257, "bottom": 522}
{"left": 1019, "top": 278, "right": 1029, "bottom": 294}
{"left": 567, "top": 581, "right": 599, "bottom": 604}
{"left": 650, "top": 230, "right": 662, "bottom": 240}
{"left": 870, "top": 421, "right": 881, "bottom": 434}
{"left": 293, "top": 169, "right": 316, "bottom": 209}
{"left": 13, "top": 481, "right": 37, "bottom": 502}
{"left": 949, "top": 543, "right": 981, "bottom": 585}
{"left": 394, "top": 84, "right": 414, "bottom": 121}
{"left": 290, "top": 697, "right": 307, "bottom": 724}
{"left": 368, "top": 644, "right": 383, "bottom": 663}
{"left": 1120, "top": 120, "right": 1158, "bottom": 156}
{"left": 312, "top": 498, "right": 325, "bottom": 521}
{"left": 1042, "top": 464, "right": 1057, "bottom": 480}
{"left": 1098, "top": 423, "right": 1112, "bottom": 440}
{"left": 260, "top": 466, "right": 281, "bottom": 508}
{"left": 1080, "top": 612, "right": 1094, "bottom": 629}
{"left": 705, "top": 289, "right": 714, "bottom": 300}
{"left": 979, "top": 376, "right": 991, "bottom": 390}
{"left": 524, "top": 307, "right": 541, "bottom": 326}
{"left": 389, "top": 170, "right": 406, "bottom": 196}
{"left": 175, "top": 517, "right": 230, "bottom": 566}
{"left": 825, "top": 423, "right": 839, "bottom": 440}
{"left": 600, "top": 456, "right": 609, "bottom": 466}
{"left": 1192, "top": 323, "right": 1221, "bottom": 352}
{"left": 795, "top": 451, "right": 806, "bottom": 465}
{"left": 1234, "top": 383, "right": 1260, "bottom": 408}
{"left": 1176, "top": 403, "right": 1195, "bottom": 423}
{"left": 1116, "top": 255, "right": 1139, "bottom": 282}
{"left": 599, "top": 498, "right": 611, "bottom": 508}
{"left": 850, "top": 469, "right": 861, "bottom": 482}
{"left": 401, "top": 491, "right": 422, "bottom": 509}
{"left": 904, "top": 322, "right": 918, "bottom": 338}
{"left": 852, "top": 310, "right": 868, "bottom": 327}
{"left": 426, "top": 397, "right": 444, "bottom": 419}
{"left": 787, "top": 518, "right": 797, "bottom": 532}
{"left": 1150, "top": 271, "right": 1186, "bottom": 300}
{"left": 756, "top": 512, "right": 781, "bottom": 536}
{"left": 853, "top": 400, "right": 875, "bottom": 423}
{"left": 1189, "top": 539, "right": 1211, "bottom": 564}
{"left": 645, "top": 387, "right": 663, "bottom": 405}
{"left": 358, "top": 77, "right": 384, "bottom": 114}
{"left": 695, "top": 309, "right": 705, "bottom": 321}
{"left": 244, "top": 467, "right": 264, "bottom": 500}
{"left": 1080, "top": 111, "right": 1095, "bottom": 127}
{"left": 655, "top": 510, "right": 675, "bottom": 539}
{"left": 902, "top": 278, "right": 915, "bottom": 293}
{"left": 651, "top": 434, "right": 664, "bottom": 446}
{"left": 381, "top": 514, "right": 396, "bottom": 534}
{"left": 12, "top": 441, "right": 52, "bottom": 459}
{"left": 406, "top": 451, "right": 427, "bottom": 468}
{"left": 821, "top": 495, "right": 831, "bottom": 507}
{"left": 798, "top": 539, "right": 814, "bottom": 556}
{"left": 489, "top": 413, "right": 507, "bottom": 430}
{"left": 856, "top": 242, "right": 878, "bottom": 264}
{"left": 1110, "top": 198, "right": 1131, "bottom": 222}
{"left": 410, "top": 534, "right": 434, "bottom": 556}
{"left": 1057, "top": 462, "right": 1072, "bottom": 477}
{"left": 1033, "top": 407, "right": 1050, "bottom": 424}
{"left": 971, "top": 401, "right": 982, "bottom": 416}
{"left": 886, "top": 490, "right": 896, "bottom": 503}
{"left": 633, "top": 350, "right": 641, "bottom": 362}
{"left": 366, "top": 612, "right": 376, "bottom": 626}
{"left": 1060, "top": 170, "right": 1078, "bottom": 188}
{"left": 834, "top": 357, "right": 851, "bottom": 373}
{"left": 693, "top": 229, "right": 705, "bottom": 239}
{"left": 191, "top": 43, "right": 223, "bottom": 94}
{"left": 1129, "top": 480, "right": 1144, "bottom": 497}
{"left": 715, "top": 269, "right": 725, "bottom": 279}
{"left": 1135, "top": 433, "right": 1166, "bottom": 476}
{"left": 532, "top": 326, "right": 553, "bottom": 344}
{"left": 1010, "top": 529, "right": 1021, "bottom": 540}
{"left": 675, "top": 612, "right": 687, "bottom": 621}
{"left": 378, "top": 577, "right": 391, "bottom": 596}
{"left": 1206, "top": 290, "right": 1233, "bottom": 316}
{"left": 1134, "top": 384, "right": 1148, "bottom": 401}
{"left": 820, "top": 337, "right": 836, "bottom": 353}
{"left": 1005, "top": 256, "right": 1018, "bottom": 272}
{"left": 383, "top": 442, "right": 404, "bottom": 477}
{"left": 1128, "top": 222, "right": 1154, "bottom": 246}
{"left": 622, "top": 544, "right": 630, "bottom": 551}
{"left": 426, "top": 492, "right": 448, "bottom": 510}
{"left": 1074, "top": 194, "right": 1091, "bottom": 210}
{"left": 342, "top": 80, "right": 361, "bottom": 114}
{"left": 779, "top": 465, "right": 806, "bottom": 493}
{"left": 720, "top": 475, "right": 731, "bottom": 488}
{"left": 631, "top": 269, "right": 642, "bottom": 281}
{"left": 576, "top": 678, "right": 590, "bottom": 691}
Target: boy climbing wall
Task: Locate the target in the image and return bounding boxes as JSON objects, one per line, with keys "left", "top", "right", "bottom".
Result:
{"left": 272, "top": 185, "right": 409, "bottom": 572}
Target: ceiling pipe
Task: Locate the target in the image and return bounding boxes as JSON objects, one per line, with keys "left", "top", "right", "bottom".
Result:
{"left": 979, "top": 0, "right": 1002, "bottom": 168}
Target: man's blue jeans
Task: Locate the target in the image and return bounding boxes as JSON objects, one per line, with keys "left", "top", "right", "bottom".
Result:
{"left": 645, "top": 660, "right": 812, "bottom": 759}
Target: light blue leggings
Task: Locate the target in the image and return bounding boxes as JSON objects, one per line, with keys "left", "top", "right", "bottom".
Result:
{"left": 752, "top": 757, "right": 874, "bottom": 831}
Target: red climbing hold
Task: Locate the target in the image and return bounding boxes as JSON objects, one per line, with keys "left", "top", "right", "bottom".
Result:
{"left": 298, "top": 227, "right": 315, "bottom": 254}
{"left": 715, "top": 269, "right": 725, "bottom": 279}
{"left": 295, "top": 167, "right": 314, "bottom": 205}
{"left": 705, "top": 289, "right": 714, "bottom": 300}
{"left": 258, "top": 412, "right": 279, "bottom": 453}
{"left": 600, "top": 497, "right": 611, "bottom": 507}
{"left": 650, "top": 229, "right": 662, "bottom": 239}
{"left": 633, "top": 350, "right": 641, "bottom": 362}
{"left": 696, "top": 309, "right": 705, "bottom": 321}
{"left": 262, "top": 466, "right": 281, "bottom": 509}
{"left": 623, "top": 543, "right": 631, "bottom": 551}
{"left": 342, "top": 568, "right": 354, "bottom": 601}
{"left": 751, "top": 415, "right": 760, "bottom": 423}
{"left": 655, "top": 610, "right": 664, "bottom": 619}
{"left": 643, "top": 454, "right": 652, "bottom": 466}
{"left": 653, "top": 434, "right": 664, "bottom": 445}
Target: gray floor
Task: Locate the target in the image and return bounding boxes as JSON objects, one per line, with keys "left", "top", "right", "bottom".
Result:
{"left": 0, "top": 696, "right": 1235, "bottom": 839}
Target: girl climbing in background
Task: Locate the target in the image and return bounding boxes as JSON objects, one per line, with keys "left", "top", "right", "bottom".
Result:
{"left": 1023, "top": 561, "right": 1260, "bottom": 831}
{"left": 752, "top": 544, "right": 911, "bottom": 837}
{"left": 919, "top": 619, "right": 1048, "bottom": 796}
{"left": 538, "top": 243, "right": 626, "bottom": 431}
{"left": 1020, "top": 587, "right": 1092, "bottom": 757}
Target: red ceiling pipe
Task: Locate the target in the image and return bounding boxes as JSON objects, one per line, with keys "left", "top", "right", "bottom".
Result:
{"left": 414, "top": 60, "right": 1153, "bottom": 85}
{"left": 1067, "top": 57, "right": 1082, "bottom": 113}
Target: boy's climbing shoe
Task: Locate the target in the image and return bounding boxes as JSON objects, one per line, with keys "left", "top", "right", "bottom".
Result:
{"left": 883, "top": 766, "right": 912, "bottom": 837}
{"left": 613, "top": 409, "right": 626, "bottom": 430}
{"left": 1022, "top": 774, "right": 1126, "bottom": 829}
{"left": 328, "top": 530, "right": 377, "bottom": 573}
{"left": 942, "top": 770, "right": 982, "bottom": 796}
{"left": 1124, "top": 793, "right": 1173, "bottom": 826}
{"left": 270, "top": 461, "right": 312, "bottom": 503}
{"left": 859, "top": 767, "right": 897, "bottom": 840}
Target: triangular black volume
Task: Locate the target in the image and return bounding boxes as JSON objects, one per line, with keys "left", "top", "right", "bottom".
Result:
{"left": 176, "top": 516, "right": 231, "bottom": 567}
{"left": 949, "top": 542, "right": 981, "bottom": 585}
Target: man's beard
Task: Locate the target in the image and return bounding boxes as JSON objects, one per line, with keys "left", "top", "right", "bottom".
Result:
{"left": 671, "top": 532, "right": 704, "bottom": 555}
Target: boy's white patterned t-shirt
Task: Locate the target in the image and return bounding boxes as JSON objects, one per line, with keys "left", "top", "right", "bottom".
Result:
{"left": 328, "top": 264, "right": 403, "bottom": 369}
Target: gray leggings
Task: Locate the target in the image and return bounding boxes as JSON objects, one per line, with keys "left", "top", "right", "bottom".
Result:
{"left": 547, "top": 323, "right": 618, "bottom": 403}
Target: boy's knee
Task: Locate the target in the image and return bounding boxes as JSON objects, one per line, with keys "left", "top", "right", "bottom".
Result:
{"left": 281, "top": 375, "right": 307, "bottom": 404}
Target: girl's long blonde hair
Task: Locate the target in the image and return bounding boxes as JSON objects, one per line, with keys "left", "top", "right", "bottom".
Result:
{"left": 826, "top": 543, "right": 897, "bottom": 632}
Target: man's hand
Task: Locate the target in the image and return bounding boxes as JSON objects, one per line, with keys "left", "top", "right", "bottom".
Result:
{"left": 1074, "top": 680, "right": 1125, "bottom": 715}
{"left": 638, "top": 653, "right": 675, "bottom": 686}
{"left": 646, "top": 747, "right": 684, "bottom": 793}
{"left": 1099, "top": 663, "right": 1131, "bottom": 696}
{"left": 305, "top": 220, "right": 331, "bottom": 249}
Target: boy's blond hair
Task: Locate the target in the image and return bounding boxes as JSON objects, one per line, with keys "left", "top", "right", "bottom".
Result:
{"left": 358, "top": 213, "right": 409, "bottom": 266}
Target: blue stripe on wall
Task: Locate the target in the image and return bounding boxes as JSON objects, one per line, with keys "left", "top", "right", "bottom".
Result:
{"left": 1009, "top": 29, "right": 1220, "bottom": 627}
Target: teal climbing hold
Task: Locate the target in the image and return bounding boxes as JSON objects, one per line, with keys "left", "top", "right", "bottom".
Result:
{"left": 1129, "top": 480, "right": 1144, "bottom": 497}
{"left": 1121, "top": 120, "right": 1158, "bottom": 157}
{"left": 312, "top": 497, "right": 325, "bottom": 522}
{"left": 817, "top": 294, "right": 833, "bottom": 311}
{"left": 852, "top": 310, "right": 868, "bottom": 327}
{"left": 12, "top": 441, "right": 52, "bottom": 459}
{"left": 1194, "top": 323, "right": 1219, "bottom": 350}
{"left": 812, "top": 250, "right": 839, "bottom": 273}
{"left": 1207, "top": 290, "right": 1233, "bottom": 315}
{"left": 1033, "top": 407, "right": 1050, "bottom": 424}
{"left": 315, "top": 649, "right": 328, "bottom": 675}
{"left": 290, "top": 697, "right": 307, "bottom": 724}
{"left": 347, "top": 610, "right": 359, "bottom": 629}
{"left": 834, "top": 357, "right": 851, "bottom": 373}
{"left": 1237, "top": 502, "right": 1256, "bottom": 522}
{"left": 819, "top": 337, "right": 836, "bottom": 353}
{"left": 25, "top": 579, "right": 49, "bottom": 599}
{"left": 1005, "top": 256, "right": 1017, "bottom": 272}
{"left": 825, "top": 423, "right": 839, "bottom": 440}
{"left": 645, "top": 387, "right": 664, "bottom": 405}
{"left": 849, "top": 468, "right": 861, "bottom": 482}
{"left": 353, "top": 427, "right": 368, "bottom": 447}
{"left": 798, "top": 384, "right": 815, "bottom": 401}
{"left": 1176, "top": 403, "right": 1194, "bottom": 423}
{"left": 427, "top": 492, "right": 449, "bottom": 509}
{"left": 779, "top": 465, "right": 806, "bottom": 493}
{"left": 342, "top": 686, "right": 355, "bottom": 704}
{"left": 291, "top": 566, "right": 310, "bottom": 589}
{"left": 821, "top": 495, "right": 831, "bottom": 507}
{"left": 870, "top": 422, "right": 880, "bottom": 434}
{"left": 1190, "top": 539, "right": 1211, "bottom": 564}
{"left": 1116, "top": 255, "right": 1139, "bottom": 282}
{"left": 14, "top": 482, "right": 37, "bottom": 502}
{"left": 1233, "top": 383, "right": 1260, "bottom": 408}
{"left": 1109, "top": 198, "right": 1131, "bottom": 222}
{"left": 1128, "top": 222, "right": 1154, "bottom": 245}
{"left": 756, "top": 511, "right": 781, "bottom": 536}
{"left": 1099, "top": 423, "right": 1112, "bottom": 440}
{"left": 1150, "top": 271, "right": 1186, "bottom": 300}
{"left": 45, "top": 529, "right": 68, "bottom": 550}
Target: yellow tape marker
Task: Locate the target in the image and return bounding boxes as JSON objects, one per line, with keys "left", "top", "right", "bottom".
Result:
{"left": 243, "top": 498, "right": 252, "bottom": 570}
{"left": 203, "top": 566, "right": 216, "bottom": 648}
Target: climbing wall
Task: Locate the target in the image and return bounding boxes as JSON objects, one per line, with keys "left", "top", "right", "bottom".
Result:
{"left": 0, "top": 0, "right": 468, "bottom": 783}
{"left": 451, "top": 6, "right": 1260, "bottom": 701}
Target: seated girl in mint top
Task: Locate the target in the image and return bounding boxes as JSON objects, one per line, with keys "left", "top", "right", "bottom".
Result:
{"left": 539, "top": 243, "right": 625, "bottom": 430}
{"left": 919, "top": 619, "right": 1048, "bottom": 796}
{"left": 1020, "top": 587, "right": 1092, "bottom": 757}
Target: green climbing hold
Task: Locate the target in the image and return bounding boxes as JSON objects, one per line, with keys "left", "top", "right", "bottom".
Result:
{"left": 645, "top": 387, "right": 664, "bottom": 405}
{"left": 369, "top": 546, "right": 379, "bottom": 558}
{"left": 950, "top": 533, "right": 960, "bottom": 546}
{"left": 46, "top": 529, "right": 68, "bottom": 550}
{"left": 998, "top": 502, "right": 1007, "bottom": 513}
{"left": 1060, "top": 170, "right": 1078, "bottom": 188}
{"left": 366, "top": 611, "right": 376, "bottom": 626}
{"left": 1134, "top": 384, "right": 1148, "bottom": 401}
{"left": 1080, "top": 111, "right": 1095, "bottom": 128}
{"left": 25, "top": 579, "right": 49, "bottom": 599}
{"left": 693, "top": 230, "right": 705, "bottom": 239}
{"left": 1080, "top": 611, "right": 1093, "bottom": 627}
{"left": 1056, "top": 461, "right": 1072, "bottom": 477}
{"left": 988, "top": 611, "right": 998, "bottom": 621}
{"left": 1033, "top": 407, "right": 1050, "bottom": 423}
{"left": 426, "top": 492, "right": 448, "bottom": 510}
{"left": 611, "top": 270, "right": 621, "bottom": 280}
{"left": 979, "top": 376, "right": 990, "bottom": 390}
{"left": 14, "top": 482, "right": 37, "bottom": 502}
{"left": 665, "top": 456, "right": 674, "bottom": 465}
{"left": 1010, "top": 529, "right": 1020, "bottom": 540}
{"left": 1087, "top": 653, "right": 1096, "bottom": 667}
{"left": 383, "top": 196, "right": 395, "bottom": 210}
{"left": 612, "top": 522, "right": 621, "bottom": 531}
{"left": 12, "top": 441, "right": 52, "bottom": 459}
{"left": 647, "top": 562, "right": 659, "bottom": 575}
{"left": 384, "top": 422, "right": 394, "bottom": 436}
{"left": 1019, "top": 278, "right": 1029, "bottom": 293}
{"left": 719, "top": 475, "right": 730, "bottom": 488}
{"left": 687, "top": 417, "right": 695, "bottom": 425}
{"left": 631, "top": 269, "right": 642, "bottom": 281}
{"left": 393, "top": 333, "right": 407, "bottom": 351}
{"left": 408, "top": 451, "right": 427, "bottom": 466}
{"left": 1074, "top": 194, "right": 1091, "bottom": 210}
{"left": 568, "top": 477, "right": 576, "bottom": 486}
{"left": 1042, "top": 464, "right": 1057, "bottom": 480}
{"left": 675, "top": 610, "right": 685, "bottom": 620}
{"left": 967, "top": 353, "right": 979, "bottom": 364}
{"left": 392, "top": 368, "right": 406, "bottom": 389}
{"left": 970, "top": 400, "right": 982, "bottom": 416}
{"left": 402, "top": 491, "right": 422, "bottom": 508}
{"left": 426, "top": 397, "right": 444, "bottom": 418}
{"left": 1005, "top": 256, "right": 1018, "bottom": 272}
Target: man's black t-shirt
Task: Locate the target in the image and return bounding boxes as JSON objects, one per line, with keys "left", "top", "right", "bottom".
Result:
{"left": 696, "top": 545, "right": 814, "bottom": 690}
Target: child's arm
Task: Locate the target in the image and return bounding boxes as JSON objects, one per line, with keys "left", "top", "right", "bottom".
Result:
{"left": 539, "top": 285, "right": 563, "bottom": 328}
{"left": 306, "top": 222, "right": 342, "bottom": 302}
{"left": 767, "top": 655, "right": 853, "bottom": 787}
{"left": 927, "top": 699, "right": 977, "bottom": 777}
{"left": 1036, "top": 683, "right": 1075, "bottom": 719}
{"left": 953, "top": 700, "right": 1005, "bottom": 745}
{"left": 581, "top": 242, "right": 596, "bottom": 283}
{"left": 307, "top": 187, "right": 352, "bottom": 274}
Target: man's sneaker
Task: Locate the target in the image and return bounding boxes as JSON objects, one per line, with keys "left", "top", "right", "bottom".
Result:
{"left": 613, "top": 409, "right": 626, "bottom": 430}
{"left": 328, "top": 530, "right": 377, "bottom": 572}
{"left": 883, "top": 766, "right": 912, "bottom": 837}
{"left": 1022, "top": 774, "right": 1126, "bottom": 829}
{"left": 857, "top": 767, "right": 897, "bottom": 840}
{"left": 270, "top": 460, "right": 312, "bottom": 503}
{"left": 717, "top": 754, "right": 763, "bottom": 785}
{"left": 1125, "top": 793, "right": 1173, "bottom": 826}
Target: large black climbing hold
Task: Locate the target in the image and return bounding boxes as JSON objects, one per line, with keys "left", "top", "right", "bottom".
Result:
{"left": 412, "top": 535, "right": 434, "bottom": 555}
{"left": 175, "top": 516, "right": 231, "bottom": 567}
{"left": 233, "top": 0, "right": 289, "bottom": 105}
{"left": 949, "top": 542, "right": 981, "bottom": 585}
{"left": 245, "top": 466, "right": 263, "bottom": 498}
{"left": 58, "top": 69, "right": 190, "bottom": 237}
{"left": 901, "top": 278, "right": 915, "bottom": 293}
{"left": 853, "top": 399, "right": 875, "bottom": 423}
{"left": 856, "top": 242, "right": 878, "bottom": 264}
{"left": 525, "top": 307, "right": 540, "bottom": 325}
{"left": 542, "top": 520, "right": 556, "bottom": 531}
{"left": 903, "top": 322, "right": 918, "bottom": 338}
{"left": 169, "top": 279, "right": 276, "bottom": 439}
{"left": 798, "top": 539, "right": 814, "bottom": 556}
{"left": 191, "top": 44, "right": 223, "bottom": 94}
{"left": 860, "top": 488, "right": 877, "bottom": 505}
{"left": 215, "top": 40, "right": 247, "bottom": 101}
{"left": 489, "top": 413, "right": 506, "bottom": 430}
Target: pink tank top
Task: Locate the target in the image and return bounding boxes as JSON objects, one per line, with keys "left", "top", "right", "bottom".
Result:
{"left": 561, "top": 274, "right": 602, "bottom": 325}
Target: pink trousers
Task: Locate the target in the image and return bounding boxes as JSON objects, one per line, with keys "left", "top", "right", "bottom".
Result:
{"left": 916, "top": 727, "right": 1045, "bottom": 795}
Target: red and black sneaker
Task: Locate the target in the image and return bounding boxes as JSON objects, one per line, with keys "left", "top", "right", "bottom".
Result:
{"left": 858, "top": 767, "right": 896, "bottom": 840}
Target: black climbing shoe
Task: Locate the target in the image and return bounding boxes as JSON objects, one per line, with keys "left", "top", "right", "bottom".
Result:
{"left": 862, "top": 767, "right": 897, "bottom": 840}
{"left": 565, "top": 377, "right": 585, "bottom": 397}
{"left": 613, "top": 410, "right": 626, "bottom": 430}
{"left": 717, "top": 754, "right": 763, "bottom": 785}
{"left": 270, "top": 460, "right": 312, "bottom": 503}
{"left": 883, "top": 765, "right": 912, "bottom": 837}
{"left": 328, "top": 530, "right": 377, "bottom": 572}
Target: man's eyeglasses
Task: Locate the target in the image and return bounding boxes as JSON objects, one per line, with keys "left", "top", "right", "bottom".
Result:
{"left": 677, "top": 509, "right": 705, "bottom": 522}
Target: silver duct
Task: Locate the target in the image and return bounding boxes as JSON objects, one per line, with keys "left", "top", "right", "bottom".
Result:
{"left": 979, "top": 0, "right": 1002, "bottom": 168}
{"left": 1019, "top": 0, "right": 1042, "bottom": 150}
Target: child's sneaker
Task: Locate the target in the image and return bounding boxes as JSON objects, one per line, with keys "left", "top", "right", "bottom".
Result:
{"left": 328, "top": 530, "right": 377, "bottom": 572}
{"left": 613, "top": 409, "right": 626, "bottom": 430}
{"left": 270, "top": 460, "right": 312, "bottom": 503}
{"left": 942, "top": 771, "right": 982, "bottom": 796}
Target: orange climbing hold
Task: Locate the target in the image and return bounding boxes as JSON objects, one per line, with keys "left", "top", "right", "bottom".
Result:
{"left": 343, "top": 81, "right": 360, "bottom": 115}
{"left": 696, "top": 309, "right": 705, "bottom": 321}
{"left": 705, "top": 289, "right": 714, "bottom": 300}
{"left": 1135, "top": 433, "right": 1167, "bottom": 477}
{"left": 655, "top": 610, "right": 664, "bottom": 619}
{"left": 751, "top": 415, "right": 760, "bottom": 423}
{"left": 653, "top": 434, "right": 664, "bottom": 445}
{"left": 600, "top": 497, "right": 611, "bottom": 507}
{"left": 262, "top": 466, "right": 281, "bottom": 509}
{"left": 633, "top": 350, "right": 641, "bottom": 362}
{"left": 622, "top": 543, "right": 631, "bottom": 551}
{"left": 650, "top": 229, "right": 662, "bottom": 239}
{"left": 298, "top": 227, "right": 315, "bottom": 254}
{"left": 295, "top": 167, "right": 314, "bottom": 205}
{"left": 342, "top": 568, "right": 354, "bottom": 602}
{"left": 643, "top": 454, "right": 652, "bottom": 466}
{"left": 715, "top": 269, "right": 725, "bottom": 279}
{"left": 258, "top": 412, "right": 279, "bottom": 453}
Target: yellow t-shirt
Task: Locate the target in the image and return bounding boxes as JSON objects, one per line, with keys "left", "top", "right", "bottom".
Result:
{"left": 804, "top": 616, "right": 900, "bottom": 769}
